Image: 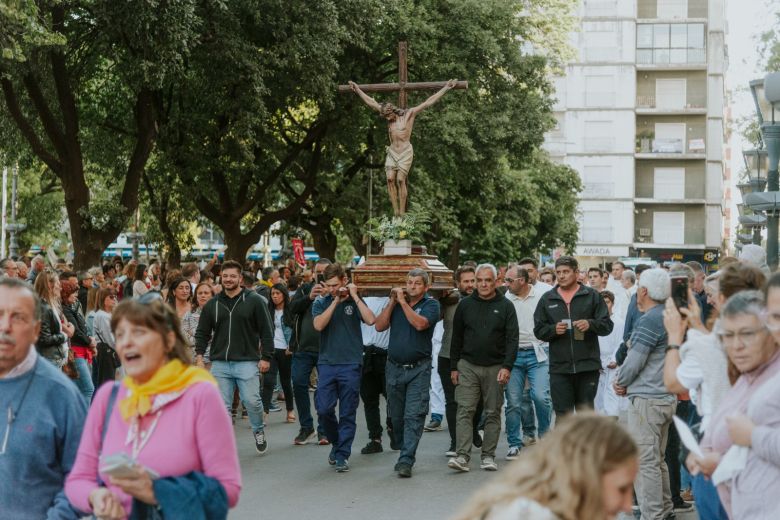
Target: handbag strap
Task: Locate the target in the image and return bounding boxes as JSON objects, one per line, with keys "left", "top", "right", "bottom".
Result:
{"left": 96, "top": 381, "right": 120, "bottom": 487}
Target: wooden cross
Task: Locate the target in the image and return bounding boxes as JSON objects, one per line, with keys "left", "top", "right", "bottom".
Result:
{"left": 338, "top": 41, "right": 467, "bottom": 108}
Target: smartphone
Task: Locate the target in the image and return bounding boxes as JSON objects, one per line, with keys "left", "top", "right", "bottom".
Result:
{"left": 671, "top": 276, "right": 689, "bottom": 310}
{"left": 100, "top": 453, "right": 160, "bottom": 480}
{"left": 316, "top": 273, "right": 325, "bottom": 284}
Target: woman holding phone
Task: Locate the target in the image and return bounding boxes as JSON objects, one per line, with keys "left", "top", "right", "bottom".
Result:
{"left": 65, "top": 299, "right": 241, "bottom": 519}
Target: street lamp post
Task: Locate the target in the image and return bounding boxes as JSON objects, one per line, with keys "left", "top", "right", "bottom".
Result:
{"left": 739, "top": 148, "right": 769, "bottom": 246}
{"left": 747, "top": 74, "right": 780, "bottom": 270}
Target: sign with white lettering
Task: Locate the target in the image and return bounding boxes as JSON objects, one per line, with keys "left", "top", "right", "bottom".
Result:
{"left": 575, "top": 246, "right": 630, "bottom": 257}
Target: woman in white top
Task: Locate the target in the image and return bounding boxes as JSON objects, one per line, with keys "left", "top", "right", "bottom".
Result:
{"left": 182, "top": 282, "right": 216, "bottom": 363}
{"left": 131, "top": 263, "right": 149, "bottom": 299}
{"left": 454, "top": 413, "right": 637, "bottom": 520}
{"left": 595, "top": 291, "right": 627, "bottom": 417}
{"left": 261, "top": 283, "right": 295, "bottom": 423}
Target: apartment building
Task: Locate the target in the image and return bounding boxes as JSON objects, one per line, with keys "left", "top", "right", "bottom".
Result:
{"left": 544, "top": 0, "right": 727, "bottom": 269}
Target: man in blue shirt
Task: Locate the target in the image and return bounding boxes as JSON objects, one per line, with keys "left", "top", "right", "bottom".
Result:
{"left": 374, "top": 268, "right": 440, "bottom": 478}
{"left": 313, "top": 263, "right": 377, "bottom": 473}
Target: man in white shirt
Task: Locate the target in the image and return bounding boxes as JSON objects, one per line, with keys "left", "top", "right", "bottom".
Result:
{"left": 502, "top": 266, "right": 552, "bottom": 460}
{"left": 359, "top": 296, "right": 393, "bottom": 454}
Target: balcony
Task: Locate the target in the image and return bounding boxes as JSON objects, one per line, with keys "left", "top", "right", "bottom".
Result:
{"left": 637, "top": 0, "right": 708, "bottom": 20}
{"left": 633, "top": 205, "right": 706, "bottom": 245}
{"left": 635, "top": 116, "right": 707, "bottom": 158}
{"left": 581, "top": 182, "right": 615, "bottom": 198}
{"left": 635, "top": 161, "right": 706, "bottom": 199}
{"left": 581, "top": 227, "right": 614, "bottom": 244}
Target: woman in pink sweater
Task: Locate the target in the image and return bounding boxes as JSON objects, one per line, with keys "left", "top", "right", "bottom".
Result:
{"left": 65, "top": 298, "right": 241, "bottom": 519}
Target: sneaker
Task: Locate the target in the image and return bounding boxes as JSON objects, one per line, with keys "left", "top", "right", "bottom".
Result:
{"left": 473, "top": 430, "right": 483, "bottom": 449}
{"left": 254, "top": 430, "right": 268, "bottom": 455}
{"left": 361, "top": 440, "right": 383, "bottom": 454}
{"left": 445, "top": 446, "right": 457, "bottom": 457}
{"left": 294, "top": 428, "right": 316, "bottom": 445}
{"left": 318, "top": 433, "right": 330, "bottom": 446}
{"left": 269, "top": 403, "right": 282, "bottom": 413}
{"left": 396, "top": 462, "right": 412, "bottom": 478}
{"left": 447, "top": 456, "right": 470, "bottom": 472}
{"left": 328, "top": 447, "right": 337, "bottom": 465}
{"left": 335, "top": 459, "right": 350, "bottom": 473}
{"left": 506, "top": 446, "right": 520, "bottom": 460}
{"left": 480, "top": 456, "right": 498, "bottom": 471}
{"left": 522, "top": 435, "right": 537, "bottom": 446}
{"left": 424, "top": 419, "right": 442, "bottom": 432}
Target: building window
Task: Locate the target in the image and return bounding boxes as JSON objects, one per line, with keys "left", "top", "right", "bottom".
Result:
{"left": 636, "top": 23, "right": 705, "bottom": 65}
{"left": 581, "top": 211, "right": 613, "bottom": 243}
{"left": 653, "top": 211, "right": 685, "bottom": 244}
{"left": 584, "top": 121, "right": 615, "bottom": 152}
{"left": 583, "top": 165, "right": 614, "bottom": 197}
{"left": 653, "top": 168, "right": 686, "bottom": 199}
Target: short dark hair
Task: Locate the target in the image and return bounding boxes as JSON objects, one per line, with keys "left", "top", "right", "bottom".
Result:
{"left": 555, "top": 256, "right": 578, "bottom": 270}
{"left": 133, "top": 264, "right": 147, "bottom": 282}
{"left": 408, "top": 268, "right": 430, "bottom": 286}
{"left": 221, "top": 260, "right": 243, "bottom": 274}
{"left": 540, "top": 267, "right": 556, "bottom": 281}
{"left": 612, "top": 261, "right": 626, "bottom": 270}
{"left": 512, "top": 267, "right": 530, "bottom": 283}
{"left": 323, "top": 263, "right": 346, "bottom": 281}
{"left": 242, "top": 271, "right": 256, "bottom": 286}
{"left": 601, "top": 290, "right": 615, "bottom": 304}
{"left": 517, "top": 257, "right": 538, "bottom": 268}
{"left": 0, "top": 277, "right": 42, "bottom": 321}
{"left": 588, "top": 267, "right": 604, "bottom": 276}
{"left": 59, "top": 270, "right": 77, "bottom": 281}
{"left": 454, "top": 265, "right": 476, "bottom": 283}
{"left": 635, "top": 264, "right": 651, "bottom": 276}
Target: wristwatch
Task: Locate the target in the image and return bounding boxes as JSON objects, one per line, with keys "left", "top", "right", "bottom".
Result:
{"left": 666, "top": 344, "right": 680, "bottom": 353}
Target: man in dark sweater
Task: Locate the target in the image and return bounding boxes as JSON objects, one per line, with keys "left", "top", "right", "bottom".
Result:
{"left": 288, "top": 258, "right": 332, "bottom": 446}
{"left": 194, "top": 260, "right": 275, "bottom": 455}
{"left": 533, "top": 256, "right": 613, "bottom": 415}
{"left": 448, "top": 264, "right": 519, "bottom": 473}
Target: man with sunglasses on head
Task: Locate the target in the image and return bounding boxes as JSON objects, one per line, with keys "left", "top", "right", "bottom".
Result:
{"left": 448, "top": 264, "right": 518, "bottom": 473}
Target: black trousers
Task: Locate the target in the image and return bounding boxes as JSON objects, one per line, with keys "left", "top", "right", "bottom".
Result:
{"left": 666, "top": 399, "right": 690, "bottom": 504}
{"left": 549, "top": 370, "right": 599, "bottom": 415}
{"left": 360, "top": 346, "right": 392, "bottom": 440}
{"left": 438, "top": 356, "right": 483, "bottom": 447}
{"left": 262, "top": 349, "right": 294, "bottom": 413}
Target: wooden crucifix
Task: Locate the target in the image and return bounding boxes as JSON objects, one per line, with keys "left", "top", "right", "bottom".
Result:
{"left": 339, "top": 41, "right": 467, "bottom": 216}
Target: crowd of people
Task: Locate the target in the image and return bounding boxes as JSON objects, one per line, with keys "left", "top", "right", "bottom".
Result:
{"left": 1, "top": 244, "right": 779, "bottom": 519}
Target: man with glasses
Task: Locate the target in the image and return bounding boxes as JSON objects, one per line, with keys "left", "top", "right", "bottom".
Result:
{"left": 448, "top": 264, "right": 518, "bottom": 473}
{"left": 614, "top": 268, "right": 675, "bottom": 520}
{"left": 0, "top": 278, "right": 87, "bottom": 519}
{"left": 502, "top": 266, "right": 552, "bottom": 460}
{"left": 0, "top": 258, "right": 19, "bottom": 278}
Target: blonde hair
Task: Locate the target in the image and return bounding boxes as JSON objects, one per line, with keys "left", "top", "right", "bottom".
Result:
{"left": 454, "top": 413, "right": 637, "bottom": 520}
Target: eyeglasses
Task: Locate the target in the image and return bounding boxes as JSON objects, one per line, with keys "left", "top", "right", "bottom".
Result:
{"left": 717, "top": 327, "right": 768, "bottom": 348}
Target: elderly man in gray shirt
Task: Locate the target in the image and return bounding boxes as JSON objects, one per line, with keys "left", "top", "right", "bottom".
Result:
{"left": 615, "top": 268, "right": 675, "bottom": 520}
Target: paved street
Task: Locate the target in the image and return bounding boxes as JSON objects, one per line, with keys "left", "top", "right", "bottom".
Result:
{"left": 230, "top": 394, "right": 699, "bottom": 519}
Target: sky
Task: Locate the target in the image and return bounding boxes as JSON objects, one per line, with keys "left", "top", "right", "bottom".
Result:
{"left": 726, "top": 0, "right": 779, "bottom": 240}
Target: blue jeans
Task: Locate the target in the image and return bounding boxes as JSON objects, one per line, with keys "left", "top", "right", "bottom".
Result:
{"left": 73, "top": 357, "right": 94, "bottom": 403}
{"left": 692, "top": 473, "right": 728, "bottom": 520}
{"left": 505, "top": 348, "right": 552, "bottom": 449}
{"left": 386, "top": 359, "right": 431, "bottom": 466}
{"left": 292, "top": 352, "right": 323, "bottom": 434}
{"left": 211, "top": 360, "right": 265, "bottom": 434}
{"left": 519, "top": 387, "right": 536, "bottom": 438}
{"left": 315, "top": 363, "right": 361, "bottom": 462}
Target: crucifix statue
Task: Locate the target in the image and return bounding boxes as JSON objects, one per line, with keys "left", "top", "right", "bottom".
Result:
{"left": 340, "top": 41, "right": 467, "bottom": 216}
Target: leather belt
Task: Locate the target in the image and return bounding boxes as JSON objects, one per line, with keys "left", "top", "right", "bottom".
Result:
{"left": 388, "top": 357, "right": 430, "bottom": 369}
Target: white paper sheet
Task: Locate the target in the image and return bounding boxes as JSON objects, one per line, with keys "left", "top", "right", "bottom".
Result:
{"left": 673, "top": 415, "right": 704, "bottom": 458}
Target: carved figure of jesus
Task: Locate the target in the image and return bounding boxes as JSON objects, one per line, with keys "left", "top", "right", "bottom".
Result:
{"left": 348, "top": 79, "right": 457, "bottom": 216}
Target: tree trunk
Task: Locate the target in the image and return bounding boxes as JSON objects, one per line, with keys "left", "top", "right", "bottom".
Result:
{"left": 222, "top": 226, "right": 258, "bottom": 263}
{"left": 311, "top": 226, "right": 338, "bottom": 263}
{"left": 165, "top": 244, "right": 182, "bottom": 269}
{"left": 447, "top": 239, "right": 461, "bottom": 270}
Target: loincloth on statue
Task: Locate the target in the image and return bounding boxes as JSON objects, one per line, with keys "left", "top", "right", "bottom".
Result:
{"left": 385, "top": 145, "right": 414, "bottom": 177}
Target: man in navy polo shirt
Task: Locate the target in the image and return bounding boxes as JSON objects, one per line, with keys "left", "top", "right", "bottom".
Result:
{"left": 313, "top": 263, "right": 377, "bottom": 473}
{"left": 374, "top": 268, "right": 440, "bottom": 478}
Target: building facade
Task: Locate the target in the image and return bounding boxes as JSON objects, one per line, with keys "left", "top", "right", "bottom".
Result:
{"left": 544, "top": 0, "right": 728, "bottom": 269}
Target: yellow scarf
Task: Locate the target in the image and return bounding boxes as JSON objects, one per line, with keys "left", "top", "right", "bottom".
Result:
{"left": 119, "top": 359, "right": 217, "bottom": 420}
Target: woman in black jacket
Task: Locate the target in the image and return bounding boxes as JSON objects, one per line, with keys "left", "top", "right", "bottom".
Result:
{"left": 61, "top": 279, "right": 95, "bottom": 402}
{"left": 33, "top": 270, "right": 74, "bottom": 369}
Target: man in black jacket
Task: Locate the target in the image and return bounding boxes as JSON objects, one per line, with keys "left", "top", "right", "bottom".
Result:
{"left": 194, "top": 260, "right": 275, "bottom": 455}
{"left": 448, "top": 264, "right": 518, "bottom": 473}
{"left": 533, "top": 256, "right": 613, "bottom": 415}
{"left": 288, "top": 258, "right": 332, "bottom": 446}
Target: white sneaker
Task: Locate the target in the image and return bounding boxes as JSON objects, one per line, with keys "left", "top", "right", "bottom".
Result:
{"left": 480, "top": 456, "right": 498, "bottom": 471}
{"left": 447, "top": 456, "right": 470, "bottom": 472}
{"left": 506, "top": 446, "right": 520, "bottom": 460}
